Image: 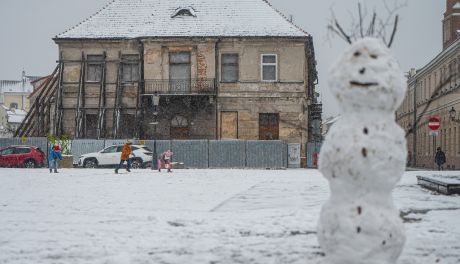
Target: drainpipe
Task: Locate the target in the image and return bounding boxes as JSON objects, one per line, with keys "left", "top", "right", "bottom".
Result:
{"left": 214, "top": 38, "right": 221, "bottom": 140}
{"left": 412, "top": 78, "right": 417, "bottom": 167}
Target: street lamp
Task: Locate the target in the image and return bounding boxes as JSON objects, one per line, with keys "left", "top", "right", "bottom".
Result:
{"left": 449, "top": 107, "right": 460, "bottom": 123}
{"left": 150, "top": 92, "right": 160, "bottom": 170}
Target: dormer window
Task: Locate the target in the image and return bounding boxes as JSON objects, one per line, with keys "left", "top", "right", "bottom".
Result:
{"left": 171, "top": 7, "right": 196, "bottom": 18}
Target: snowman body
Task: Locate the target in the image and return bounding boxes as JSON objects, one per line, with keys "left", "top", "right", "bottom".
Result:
{"left": 318, "top": 38, "right": 407, "bottom": 264}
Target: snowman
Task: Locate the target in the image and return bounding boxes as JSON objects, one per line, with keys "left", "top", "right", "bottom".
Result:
{"left": 317, "top": 38, "right": 407, "bottom": 264}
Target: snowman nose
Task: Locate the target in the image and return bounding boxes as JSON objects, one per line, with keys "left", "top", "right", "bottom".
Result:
{"left": 359, "top": 68, "right": 366, "bottom": 74}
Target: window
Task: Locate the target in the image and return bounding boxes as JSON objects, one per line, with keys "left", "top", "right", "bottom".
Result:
{"left": 85, "top": 114, "right": 98, "bottom": 139}
{"left": 261, "top": 54, "right": 277, "bottom": 82}
{"left": 9, "top": 103, "right": 18, "bottom": 109}
{"left": 0, "top": 148, "right": 14, "bottom": 155}
{"left": 169, "top": 52, "right": 191, "bottom": 93}
{"left": 259, "top": 113, "right": 279, "bottom": 140}
{"left": 171, "top": 7, "right": 196, "bottom": 18}
{"left": 122, "top": 55, "right": 139, "bottom": 82}
{"left": 87, "top": 55, "right": 104, "bottom": 82}
{"left": 14, "top": 148, "right": 31, "bottom": 154}
{"left": 221, "top": 54, "right": 239, "bottom": 82}
{"left": 102, "top": 146, "right": 117, "bottom": 153}
{"left": 119, "top": 114, "right": 136, "bottom": 139}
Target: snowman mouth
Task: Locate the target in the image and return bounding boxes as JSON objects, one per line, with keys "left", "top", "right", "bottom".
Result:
{"left": 350, "top": 81, "right": 379, "bottom": 87}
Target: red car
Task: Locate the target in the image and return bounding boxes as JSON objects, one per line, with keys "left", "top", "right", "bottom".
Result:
{"left": 0, "top": 146, "right": 46, "bottom": 168}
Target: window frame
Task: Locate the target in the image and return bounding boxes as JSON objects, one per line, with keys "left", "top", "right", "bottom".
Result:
{"left": 14, "top": 147, "right": 31, "bottom": 154}
{"left": 121, "top": 54, "right": 140, "bottom": 83}
{"left": 221, "top": 53, "right": 239, "bottom": 83}
{"left": 102, "top": 146, "right": 117, "bottom": 154}
{"left": 86, "top": 55, "right": 104, "bottom": 83}
{"left": 260, "top": 54, "right": 278, "bottom": 82}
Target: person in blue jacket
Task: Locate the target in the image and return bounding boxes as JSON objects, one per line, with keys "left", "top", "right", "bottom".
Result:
{"left": 49, "top": 145, "right": 64, "bottom": 173}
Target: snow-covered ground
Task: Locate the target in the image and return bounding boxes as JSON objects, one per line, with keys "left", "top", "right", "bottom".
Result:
{"left": 0, "top": 169, "right": 458, "bottom": 264}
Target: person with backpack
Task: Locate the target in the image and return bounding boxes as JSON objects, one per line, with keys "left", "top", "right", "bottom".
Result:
{"left": 435, "top": 147, "right": 446, "bottom": 171}
{"left": 48, "top": 145, "right": 64, "bottom": 173}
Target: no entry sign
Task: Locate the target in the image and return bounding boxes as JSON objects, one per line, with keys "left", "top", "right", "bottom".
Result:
{"left": 428, "top": 117, "right": 440, "bottom": 131}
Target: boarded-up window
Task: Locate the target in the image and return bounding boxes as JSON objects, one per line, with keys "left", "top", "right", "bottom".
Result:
{"left": 259, "top": 113, "right": 279, "bottom": 140}
{"left": 85, "top": 114, "right": 98, "bottom": 138}
{"left": 169, "top": 52, "right": 191, "bottom": 93}
{"left": 122, "top": 55, "right": 139, "bottom": 82}
{"left": 261, "top": 54, "right": 277, "bottom": 82}
{"left": 221, "top": 54, "right": 238, "bottom": 82}
{"left": 221, "top": 112, "right": 238, "bottom": 139}
{"left": 87, "top": 55, "right": 103, "bottom": 82}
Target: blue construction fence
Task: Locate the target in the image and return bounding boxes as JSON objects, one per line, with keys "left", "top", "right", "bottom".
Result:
{"left": 0, "top": 138, "right": 290, "bottom": 169}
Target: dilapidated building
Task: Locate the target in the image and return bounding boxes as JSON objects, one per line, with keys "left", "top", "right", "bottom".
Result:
{"left": 17, "top": 0, "right": 320, "bottom": 148}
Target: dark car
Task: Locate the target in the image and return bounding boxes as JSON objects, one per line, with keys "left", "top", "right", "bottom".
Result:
{"left": 0, "top": 146, "right": 46, "bottom": 168}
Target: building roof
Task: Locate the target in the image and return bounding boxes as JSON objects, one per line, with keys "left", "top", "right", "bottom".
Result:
{"left": 55, "top": 0, "right": 308, "bottom": 40}
{"left": 1, "top": 105, "right": 27, "bottom": 124}
{"left": 0, "top": 79, "right": 35, "bottom": 94}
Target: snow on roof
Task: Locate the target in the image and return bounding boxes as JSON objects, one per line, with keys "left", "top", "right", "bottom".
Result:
{"left": 55, "top": 0, "right": 308, "bottom": 39}
{"left": 6, "top": 109, "right": 27, "bottom": 124}
{"left": 0, "top": 79, "right": 34, "bottom": 94}
{"left": 453, "top": 2, "right": 460, "bottom": 9}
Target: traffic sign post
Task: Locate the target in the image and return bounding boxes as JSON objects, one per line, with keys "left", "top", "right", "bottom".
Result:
{"left": 428, "top": 117, "right": 440, "bottom": 162}
{"left": 428, "top": 117, "right": 440, "bottom": 131}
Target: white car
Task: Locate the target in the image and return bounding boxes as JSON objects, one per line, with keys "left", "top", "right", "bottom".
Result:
{"left": 78, "top": 145, "right": 153, "bottom": 169}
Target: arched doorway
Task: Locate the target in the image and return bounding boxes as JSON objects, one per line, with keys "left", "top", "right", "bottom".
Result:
{"left": 170, "top": 115, "right": 189, "bottom": 139}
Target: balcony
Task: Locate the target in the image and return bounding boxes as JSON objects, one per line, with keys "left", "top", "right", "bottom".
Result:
{"left": 144, "top": 79, "right": 216, "bottom": 95}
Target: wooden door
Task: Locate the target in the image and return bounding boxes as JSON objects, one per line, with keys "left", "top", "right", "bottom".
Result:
{"left": 170, "top": 115, "right": 189, "bottom": 139}
{"left": 259, "top": 113, "right": 279, "bottom": 140}
{"left": 170, "top": 127, "right": 190, "bottom": 139}
{"left": 221, "top": 112, "right": 238, "bottom": 139}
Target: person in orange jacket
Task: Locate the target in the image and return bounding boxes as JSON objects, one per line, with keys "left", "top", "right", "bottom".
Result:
{"left": 115, "top": 141, "right": 134, "bottom": 174}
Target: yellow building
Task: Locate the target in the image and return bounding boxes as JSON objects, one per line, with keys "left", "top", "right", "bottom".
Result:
{"left": 0, "top": 71, "right": 40, "bottom": 111}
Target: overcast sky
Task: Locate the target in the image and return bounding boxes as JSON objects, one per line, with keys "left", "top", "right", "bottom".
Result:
{"left": 0, "top": 0, "right": 444, "bottom": 117}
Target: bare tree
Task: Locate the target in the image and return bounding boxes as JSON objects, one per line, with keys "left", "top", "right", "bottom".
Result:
{"left": 327, "top": 0, "right": 407, "bottom": 47}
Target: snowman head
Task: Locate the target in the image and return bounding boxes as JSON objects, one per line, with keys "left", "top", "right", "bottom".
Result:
{"left": 329, "top": 37, "right": 406, "bottom": 113}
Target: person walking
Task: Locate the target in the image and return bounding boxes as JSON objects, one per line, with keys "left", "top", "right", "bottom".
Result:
{"left": 435, "top": 147, "right": 446, "bottom": 171}
{"left": 115, "top": 141, "right": 134, "bottom": 174}
{"left": 161, "top": 149, "right": 174, "bottom": 173}
{"left": 48, "top": 145, "right": 63, "bottom": 173}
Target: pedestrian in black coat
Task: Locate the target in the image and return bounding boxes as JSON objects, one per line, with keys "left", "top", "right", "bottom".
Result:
{"left": 435, "top": 147, "right": 446, "bottom": 171}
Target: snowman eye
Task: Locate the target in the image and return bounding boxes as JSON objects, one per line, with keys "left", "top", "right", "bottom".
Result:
{"left": 354, "top": 51, "right": 361, "bottom": 57}
{"left": 370, "top": 54, "right": 378, "bottom": 59}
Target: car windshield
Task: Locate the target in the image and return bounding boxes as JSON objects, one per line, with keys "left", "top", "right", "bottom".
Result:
{"left": 142, "top": 147, "right": 152, "bottom": 152}
{"left": 132, "top": 146, "right": 139, "bottom": 151}
{"left": 102, "top": 146, "right": 118, "bottom": 153}
{"left": 0, "top": 148, "right": 14, "bottom": 155}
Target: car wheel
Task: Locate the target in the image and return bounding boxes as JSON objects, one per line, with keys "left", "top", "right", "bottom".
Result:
{"left": 84, "top": 158, "right": 98, "bottom": 168}
{"left": 131, "top": 158, "right": 143, "bottom": 169}
{"left": 24, "top": 159, "right": 36, "bottom": 168}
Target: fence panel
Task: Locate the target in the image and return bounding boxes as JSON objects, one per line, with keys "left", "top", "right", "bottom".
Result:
{"left": 171, "top": 140, "right": 208, "bottom": 168}
{"left": 246, "top": 140, "right": 287, "bottom": 169}
{"left": 104, "top": 139, "right": 128, "bottom": 148}
{"left": 0, "top": 137, "right": 48, "bottom": 154}
{"left": 209, "top": 140, "right": 246, "bottom": 168}
{"left": 143, "top": 140, "right": 171, "bottom": 159}
{"left": 71, "top": 139, "right": 105, "bottom": 164}
{"left": 306, "top": 142, "right": 322, "bottom": 168}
